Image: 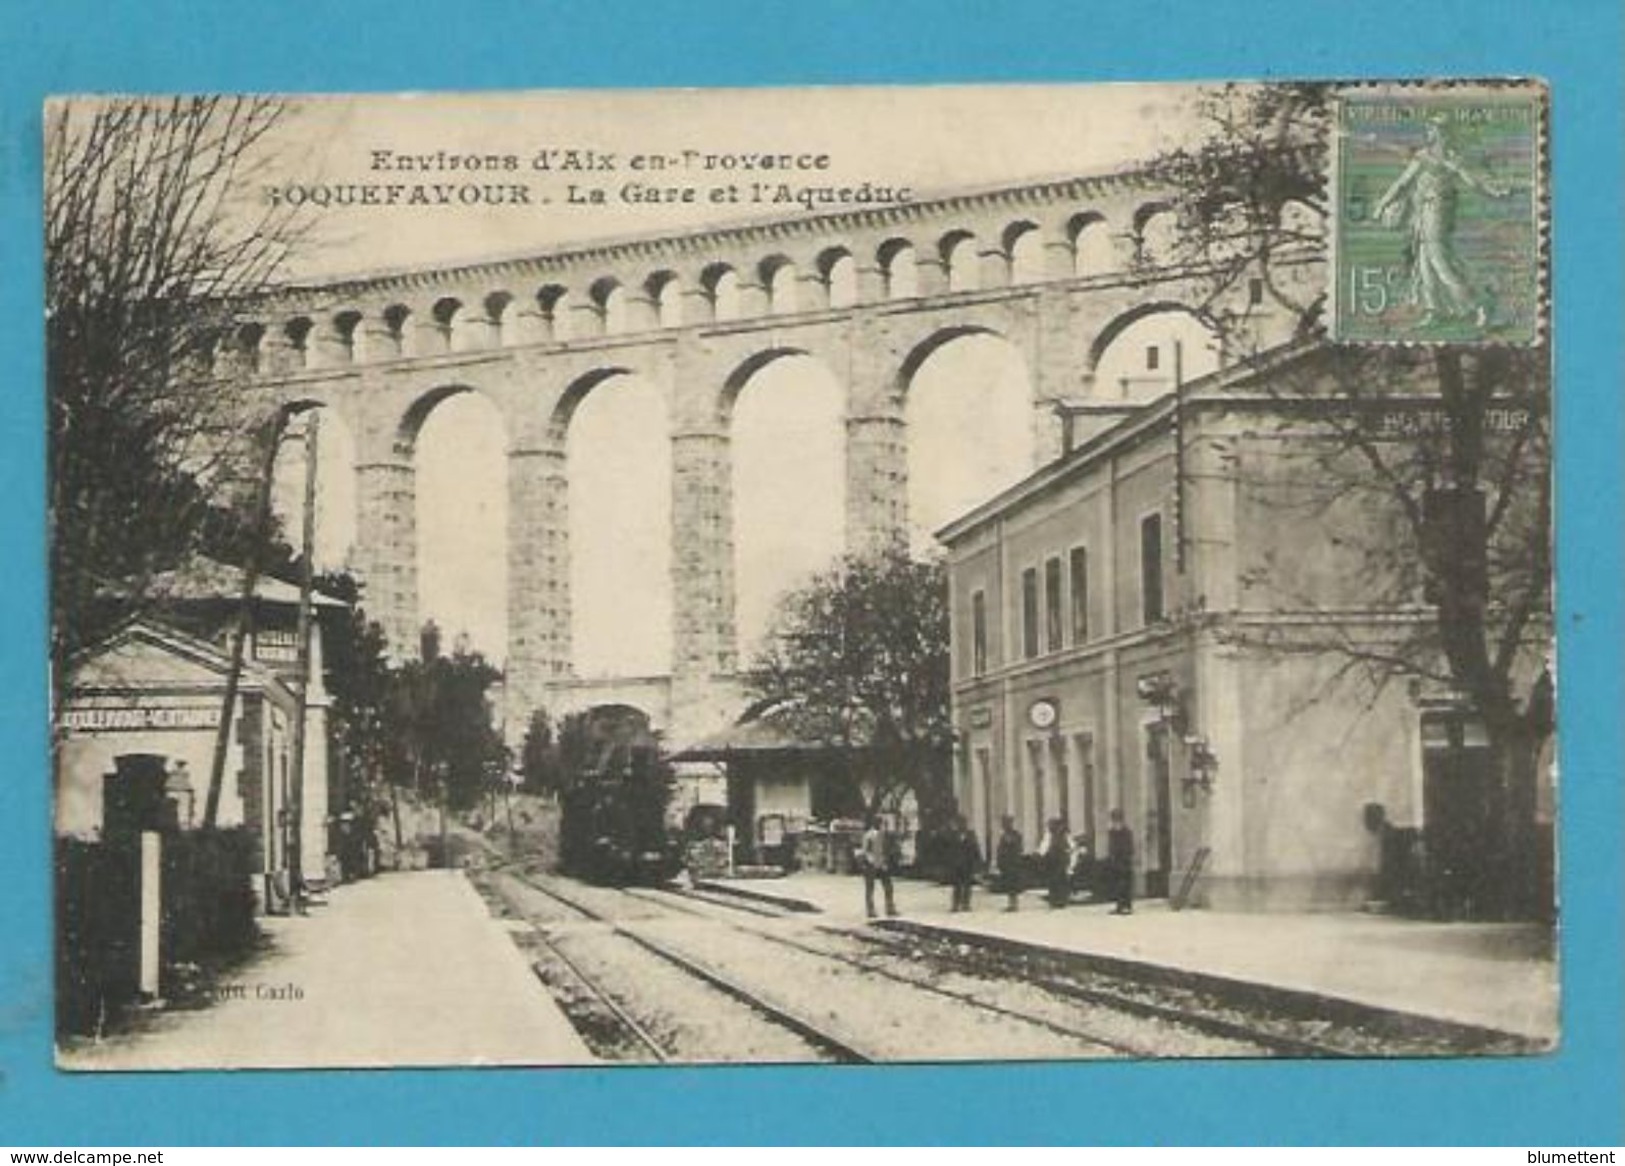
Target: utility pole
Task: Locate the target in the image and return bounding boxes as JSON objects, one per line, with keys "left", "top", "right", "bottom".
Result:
{"left": 204, "top": 409, "right": 290, "bottom": 831}
{"left": 1172, "top": 340, "right": 1188, "bottom": 575}
{"left": 287, "top": 411, "right": 321, "bottom": 908}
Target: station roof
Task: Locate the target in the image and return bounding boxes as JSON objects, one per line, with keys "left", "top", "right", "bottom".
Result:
{"left": 669, "top": 714, "right": 834, "bottom": 761}
{"left": 65, "top": 618, "right": 294, "bottom": 701}
{"left": 933, "top": 338, "right": 1327, "bottom": 546}
{"left": 145, "top": 556, "right": 347, "bottom": 609}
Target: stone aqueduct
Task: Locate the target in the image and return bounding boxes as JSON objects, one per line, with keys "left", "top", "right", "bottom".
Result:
{"left": 225, "top": 164, "right": 1311, "bottom": 745}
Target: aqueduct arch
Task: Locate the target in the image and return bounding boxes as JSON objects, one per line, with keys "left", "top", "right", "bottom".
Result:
{"left": 225, "top": 163, "right": 1314, "bottom": 746}
{"left": 898, "top": 327, "right": 1035, "bottom": 555}
{"left": 726, "top": 349, "right": 847, "bottom": 661}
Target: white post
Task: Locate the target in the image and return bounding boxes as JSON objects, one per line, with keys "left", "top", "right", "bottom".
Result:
{"left": 139, "top": 831, "right": 162, "bottom": 999}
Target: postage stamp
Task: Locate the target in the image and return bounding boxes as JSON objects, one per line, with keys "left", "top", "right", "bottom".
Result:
{"left": 1330, "top": 82, "right": 1546, "bottom": 345}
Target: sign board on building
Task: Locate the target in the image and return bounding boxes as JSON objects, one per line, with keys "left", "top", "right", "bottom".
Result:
{"left": 253, "top": 629, "right": 300, "bottom": 663}
{"left": 61, "top": 706, "right": 222, "bottom": 732}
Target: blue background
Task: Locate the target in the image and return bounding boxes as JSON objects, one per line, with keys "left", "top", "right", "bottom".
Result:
{"left": 1, "top": 0, "right": 1620, "bottom": 1146}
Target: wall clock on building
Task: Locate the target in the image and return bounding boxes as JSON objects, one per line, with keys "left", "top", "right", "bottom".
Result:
{"left": 1028, "top": 698, "right": 1059, "bottom": 730}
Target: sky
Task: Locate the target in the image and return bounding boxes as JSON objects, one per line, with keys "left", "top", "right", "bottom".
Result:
{"left": 259, "top": 84, "right": 1214, "bottom": 664}
{"left": 266, "top": 85, "right": 1200, "bottom": 279}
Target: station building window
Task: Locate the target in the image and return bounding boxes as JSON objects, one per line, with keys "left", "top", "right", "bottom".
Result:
{"left": 1044, "top": 556, "right": 1063, "bottom": 653}
{"left": 1021, "top": 567, "right": 1039, "bottom": 660}
{"left": 1141, "top": 513, "right": 1164, "bottom": 625}
{"left": 1069, "top": 546, "right": 1089, "bottom": 643}
{"left": 971, "top": 589, "right": 988, "bottom": 676}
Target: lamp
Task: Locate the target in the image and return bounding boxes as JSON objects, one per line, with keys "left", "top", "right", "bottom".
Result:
{"left": 1136, "top": 671, "right": 1188, "bottom": 736}
{"left": 1138, "top": 672, "right": 1218, "bottom": 800}
{"left": 1186, "top": 737, "right": 1219, "bottom": 793}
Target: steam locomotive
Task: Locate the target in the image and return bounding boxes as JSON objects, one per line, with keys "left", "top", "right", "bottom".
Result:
{"left": 557, "top": 762, "right": 683, "bottom": 886}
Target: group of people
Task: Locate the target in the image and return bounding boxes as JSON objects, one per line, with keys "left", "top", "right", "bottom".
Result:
{"left": 859, "top": 811, "right": 1135, "bottom": 918}
{"left": 977, "top": 811, "right": 1135, "bottom": 915}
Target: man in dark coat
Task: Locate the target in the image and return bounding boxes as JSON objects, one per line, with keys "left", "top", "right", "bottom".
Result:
{"left": 1106, "top": 808, "right": 1135, "bottom": 915}
{"left": 1042, "top": 817, "right": 1073, "bottom": 908}
{"left": 994, "top": 814, "right": 1024, "bottom": 912}
{"left": 946, "top": 815, "right": 982, "bottom": 912}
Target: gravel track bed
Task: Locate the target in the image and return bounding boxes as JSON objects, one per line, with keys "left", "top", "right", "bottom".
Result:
{"left": 547, "top": 927, "right": 833, "bottom": 1063}
{"left": 506, "top": 930, "right": 661, "bottom": 1061}
{"left": 472, "top": 866, "right": 591, "bottom": 925}
{"left": 482, "top": 872, "right": 1346, "bottom": 1062}
{"left": 782, "top": 925, "right": 1271, "bottom": 1058}
{"left": 479, "top": 869, "right": 831, "bottom": 1063}
{"left": 514, "top": 868, "right": 688, "bottom": 922}
{"left": 630, "top": 891, "right": 1268, "bottom": 1057}
{"left": 628, "top": 915, "right": 1124, "bottom": 1062}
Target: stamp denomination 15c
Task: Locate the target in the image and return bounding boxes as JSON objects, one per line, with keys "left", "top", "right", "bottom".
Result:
{"left": 1331, "top": 82, "right": 1546, "bottom": 346}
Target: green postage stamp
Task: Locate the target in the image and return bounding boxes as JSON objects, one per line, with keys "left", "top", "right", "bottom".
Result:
{"left": 1330, "top": 82, "right": 1546, "bottom": 345}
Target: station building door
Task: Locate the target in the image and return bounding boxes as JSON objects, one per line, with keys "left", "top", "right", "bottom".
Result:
{"left": 973, "top": 747, "right": 994, "bottom": 852}
{"left": 1144, "top": 723, "right": 1174, "bottom": 898}
{"left": 1421, "top": 710, "right": 1495, "bottom": 918}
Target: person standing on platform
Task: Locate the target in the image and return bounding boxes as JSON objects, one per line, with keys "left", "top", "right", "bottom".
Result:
{"left": 946, "top": 815, "right": 982, "bottom": 912}
{"left": 1106, "top": 808, "right": 1135, "bottom": 915}
{"left": 859, "top": 814, "right": 898, "bottom": 919}
{"left": 994, "top": 814, "right": 1024, "bottom": 912}
{"left": 1042, "top": 817, "right": 1073, "bottom": 908}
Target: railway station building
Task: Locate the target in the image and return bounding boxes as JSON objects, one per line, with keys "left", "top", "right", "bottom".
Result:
{"left": 54, "top": 560, "right": 344, "bottom": 909}
{"left": 937, "top": 341, "right": 1553, "bottom": 913}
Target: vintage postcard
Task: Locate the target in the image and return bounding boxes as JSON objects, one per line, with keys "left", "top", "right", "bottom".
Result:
{"left": 48, "top": 82, "right": 1555, "bottom": 1070}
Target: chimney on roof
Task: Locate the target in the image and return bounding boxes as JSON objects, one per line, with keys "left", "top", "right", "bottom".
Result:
{"left": 1055, "top": 401, "right": 1077, "bottom": 456}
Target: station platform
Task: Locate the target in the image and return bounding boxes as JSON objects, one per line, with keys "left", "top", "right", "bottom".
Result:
{"left": 60, "top": 869, "right": 593, "bottom": 1070}
{"left": 693, "top": 871, "right": 1559, "bottom": 1044}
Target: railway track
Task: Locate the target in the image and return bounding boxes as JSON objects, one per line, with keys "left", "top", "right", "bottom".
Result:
{"left": 483, "top": 862, "right": 1524, "bottom": 1059}
{"left": 493, "top": 867, "right": 1447, "bottom": 1059}
{"left": 525, "top": 917, "right": 671, "bottom": 1062}
{"left": 629, "top": 884, "right": 1290, "bottom": 1058}
{"left": 865, "top": 920, "right": 1539, "bottom": 1057}
{"left": 537, "top": 877, "right": 1262, "bottom": 1058}
{"left": 630, "top": 885, "right": 1437, "bottom": 1056}
{"left": 492, "top": 869, "right": 876, "bottom": 1063}
{"left": 842, "top": 924, "right": 1349, "bottom": 1058}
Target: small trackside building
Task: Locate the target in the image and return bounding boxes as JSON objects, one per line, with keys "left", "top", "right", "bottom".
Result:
{"left": 56, "top": 559, "right": 350, "bottom": 906}
{"left": 55, "top": 620, "right": 304, "bottom": 905}
{"left": 936, "top": 341, "right": 1552, "bottom": 913}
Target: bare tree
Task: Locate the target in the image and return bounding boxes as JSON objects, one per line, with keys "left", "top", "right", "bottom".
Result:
{"left": 1151, "top": 84, "right": 1552, "bottom": 917}
{"left": 47, "top": 96, "right": 306, "bottom": 703}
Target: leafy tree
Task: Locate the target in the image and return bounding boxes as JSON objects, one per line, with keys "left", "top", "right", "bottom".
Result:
{"left": 1149, "top": 83, "right": 1552, "bottom": 917}
{"left": 385, "top": 628, "right": 508, "bottom": 820}
{"left": 746, "top": 549, "right": 953, "bottom": 826}
{"left": 517, "top": 709, "right": 564, "bottom": 796}
{"left": 315, "top": 572, "right": 396, "bottom": 841}
{"left": 47, "top": 96, "right": 305, "bottom": 702}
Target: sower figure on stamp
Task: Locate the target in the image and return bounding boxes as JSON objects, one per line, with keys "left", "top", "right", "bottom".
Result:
{"left": 946, "top": 814, "right": 982, "bottom": 912}
{"left": 994, "top": 814, "right": 1024, "bottom": 912}
{"left": 1372, "top": 115, "right": 1511, "bottom": 328}
{"left": 859, "top": 813, "right": 898, "bottom": 919}
{"left": 1106, "top": 808, "right": 1135, "bottom": 916}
